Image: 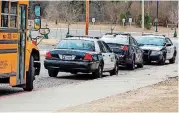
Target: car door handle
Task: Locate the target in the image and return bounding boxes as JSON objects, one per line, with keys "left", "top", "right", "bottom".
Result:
{"left": 109, "top": 55, "right": 111, "bottom": 56}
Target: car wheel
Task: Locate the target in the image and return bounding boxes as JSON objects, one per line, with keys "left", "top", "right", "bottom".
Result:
{"left": 48, "top": 69, "right": 58, "bottom": 77}
{"left": 71, "top": 72, "right": 78, "bottom": 75}
{"left": 110, "top": 63, "right": 118, "bottom": 76}
{"left": 92, "top": 63, "right": 103, "bottom": 78}
{"left": 23, "top": 56, "right": 35, "bottom": 91}
{"left": 158, "top": 55, "right": 166, "bottom": 65}
{"left": 127, "top": 56, "right": 135, "bottom": 70}
{"left": 147, "top": 60, "right": 151, "bottom": 64}
{"left": 169, "top": 52, "right": 176, "bottom": 64}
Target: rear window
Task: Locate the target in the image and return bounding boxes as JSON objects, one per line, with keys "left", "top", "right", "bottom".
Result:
{"left": 55, "top": 39, "right": 95, "bottom": 51}
{"left": 101, "top": 35, "right": 129, "bottom": 45}
{"left": 115, "top": 35, "right": 129, "bottom": 45}
{"left": 106, "top": 43, "right": 122, "bottom": 53}
{"left": 102, "top": 35, "right": 114, "bottom": 38}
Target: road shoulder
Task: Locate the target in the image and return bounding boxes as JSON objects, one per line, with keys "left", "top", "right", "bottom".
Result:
{"left": 60, "top": 77, "right": 178, "bottom": 112}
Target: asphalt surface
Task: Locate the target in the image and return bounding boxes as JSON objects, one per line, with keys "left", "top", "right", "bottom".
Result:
{"left": 0, "top": 55, "right": 178, "bottom": 97}
{"left": 0, "top": 28, "right": 178, "bottom": 97}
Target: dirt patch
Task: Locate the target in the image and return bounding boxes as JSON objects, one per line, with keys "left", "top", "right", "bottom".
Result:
{"left": 59, "top": 77, "right": 178, "bottom": 112}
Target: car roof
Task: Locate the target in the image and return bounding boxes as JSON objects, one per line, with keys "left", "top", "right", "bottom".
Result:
{"left": 100, "top": 35, "right": 129, "bottom": 44}
{"left": 105, "top": 32, "right": 131, "bottom": 36}
{"left": 64, "top": 36, "right": 99, "bottom": 42}
{"left": 139, "top": 35, "right": 166, "bottom": 39}
{"left": 102, "top": 34, "right": 128, "bottom": 38}
{"left": 142, "top": 33, "right": 166, "bottom": 37}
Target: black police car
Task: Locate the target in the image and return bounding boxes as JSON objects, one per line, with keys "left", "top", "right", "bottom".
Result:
{"left": 44, "top": 36, "right": 118, "bottom": 78}
{"left": 100, "top": 33, "right": 144, "bottom": 70}
{"left": 136, "top": 35, "right": 177, "bottom": 65}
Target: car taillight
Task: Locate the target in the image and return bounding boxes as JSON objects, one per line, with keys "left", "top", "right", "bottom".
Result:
{"left": 121, "top": 46, "right": 129, "bottom": 50}
{"left": 84, "top": 53, "right": 92, "bottom": 61}
{"left": 45, "top": 51, "right": 52, "bottom": 59}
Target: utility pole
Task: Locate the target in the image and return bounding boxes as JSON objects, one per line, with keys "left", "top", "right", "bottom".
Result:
{"left": 178, "top": 0, "right": 179, "bottom": 38}
{"left": 85, "top": 0, "right": 89, "bottom": 35}
{"left": 155, "top": 1, "right": 159, "bottom": 32}
{"left": 142, "top": 0, "right": 144, "bottom": 30}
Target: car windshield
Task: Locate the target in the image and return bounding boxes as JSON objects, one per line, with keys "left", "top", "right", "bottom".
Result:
{"left": 136, "top": 36, "right": 165, "bottom": 46}
{"left": 55, "top": 39, "right": 95, "bottom": 51}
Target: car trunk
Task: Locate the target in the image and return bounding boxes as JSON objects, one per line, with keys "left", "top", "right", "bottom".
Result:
{"left": 49, "top": 49, "right": 94, "bottom": 61}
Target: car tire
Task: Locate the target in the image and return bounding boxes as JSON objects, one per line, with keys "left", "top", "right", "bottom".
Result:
{"left": 158, "top": 55, "right": 166, "bottom": 65}
{"left": 147, "top": 60, "right": 151, "bottom": 64}
{"left": 23, "top": 56, "right": 35, "bottom": 91}
{"left": 48, "top": 69, "right": 58, "bottom": 77}
{"left": 92, "top": 63, "right": 103, "bottom": 78}
{"left": 127, "top": 56, "right": 135, "bottom": 70}
{"left": 169, "top": 52, "right": 176, "bottom": 64}
{"left": 110, "top": 63, "right": 118, "bottom": 76}
{"left": 71, "top": 72, "right": 78, "bottom": 75}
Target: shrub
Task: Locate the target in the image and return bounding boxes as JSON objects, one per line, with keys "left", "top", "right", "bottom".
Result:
{"left": 144, "top": 15, "right": 152, "bottom": 29}
{"left": 136, "top": 14, "right": 142, "bottom": 27}
{"left": 136, "top": 14, "right": 152, "bottom": 29}
{"left": 120, "top": 12, "right": 126, "bottom": 25}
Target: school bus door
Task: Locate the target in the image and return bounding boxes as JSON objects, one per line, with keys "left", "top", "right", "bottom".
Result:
{"left": 16, "top": 4, "right": 27, "bottom": 85}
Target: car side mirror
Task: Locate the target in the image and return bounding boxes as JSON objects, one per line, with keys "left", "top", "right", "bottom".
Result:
{"left": 166, "top": 43, "right": 171, "bottom": 46}
{"left": 39, "top": 28, "right": 50, "bottom": 35}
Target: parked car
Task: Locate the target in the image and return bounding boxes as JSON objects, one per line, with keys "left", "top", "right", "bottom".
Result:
{"left": 135, "top": 35, "right": 177, "bottom": 65}
{"left": 100, "top": 33, "right": 144, "bottom": 70}
{"left": 44, "top": 36, "right": 118, "bottom": 78}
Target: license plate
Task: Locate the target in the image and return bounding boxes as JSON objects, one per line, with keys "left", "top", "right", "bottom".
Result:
{"left": 62, "top": 55, "right": 72, "bottom": 60}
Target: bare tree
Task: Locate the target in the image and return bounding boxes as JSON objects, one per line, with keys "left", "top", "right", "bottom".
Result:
{"left": 59, "top": 2, "right": 80, "bottom": 24}
{"left": 44, "top": 1, "right": 60, "bottom": 23}
{"left": 168, "top": 1, "right": 178, "bottom": 25}
{"left": 29, "top": 1, "right": 178, "bottom": 28}
{"left": 130, "top": 2, "right": 140, "bottom": 23}
{"left": 58, "top": 1, "right": 81, "bottom": 35}
{"left": 105, "top": 2, "right": 125, "bottom": 33}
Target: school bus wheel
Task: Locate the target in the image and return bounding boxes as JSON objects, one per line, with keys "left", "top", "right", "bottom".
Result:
{"left": 23, "top": 55, "right": 35, "bottom": 91}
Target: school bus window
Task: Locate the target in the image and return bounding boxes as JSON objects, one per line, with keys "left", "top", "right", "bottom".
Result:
{"left": 10, "top": 2, "right": 17, "bottom": 14}
{"left": 1, "top": 15, "right": 8, "bottom": 27}
{"left": 20, "top": 6, "right": 26, "bottom": 29}
{"left": 1, "top": 1, "right": 9, "bottom": 27}
{"left": 1, "top": 1, "right": 9, "bottom": 14}
{"left": 10, "top": 16, "right": 17, "bottom": 27}
{"left": 10, "top": 2, "right": 17, "bottom": 28}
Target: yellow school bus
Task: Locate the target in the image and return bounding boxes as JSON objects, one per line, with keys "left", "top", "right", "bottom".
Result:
{"left": 0, "top": 0, "right": 44, "bottom": 91}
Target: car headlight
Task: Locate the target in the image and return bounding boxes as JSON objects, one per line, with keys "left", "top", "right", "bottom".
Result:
{"left": 151, "top": 50, "right": 162, "bottom": 55}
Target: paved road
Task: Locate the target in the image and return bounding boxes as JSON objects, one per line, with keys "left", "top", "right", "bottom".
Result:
{"left": 0, "top": 58, "right": 178, "bottom": 111}
{"left": 0, "top": 28, "right": 178, "bottom": 97}
{"left": 0, "top": 54, "right": 178, "bottom": 97}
